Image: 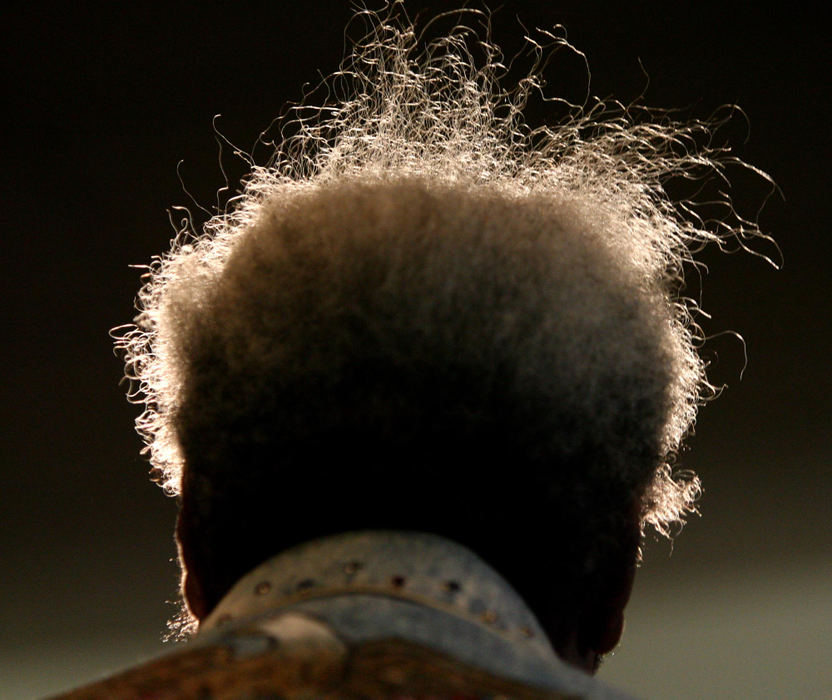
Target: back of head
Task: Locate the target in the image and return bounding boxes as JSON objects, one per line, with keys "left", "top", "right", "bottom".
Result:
{"left": 116, "top": 6, "right": 768, "bottom": 649}
{"left": 170, "top": 177, "right": 686, "bottom": 636}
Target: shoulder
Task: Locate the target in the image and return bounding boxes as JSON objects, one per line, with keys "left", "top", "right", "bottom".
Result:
{"left": 53, "top": 614, "right": 594, "bottom": 699}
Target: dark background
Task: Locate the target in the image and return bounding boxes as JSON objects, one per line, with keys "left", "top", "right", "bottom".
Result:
{"left": 2, "top": 3, "right": 829, "bottom": 698}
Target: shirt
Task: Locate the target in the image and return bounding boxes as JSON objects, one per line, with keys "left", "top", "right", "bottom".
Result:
{"left": 55, "top": 530, "right": 636, "bottom": 699}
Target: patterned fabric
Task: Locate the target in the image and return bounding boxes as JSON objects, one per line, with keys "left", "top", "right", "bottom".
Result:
{"left": 54, "top": 531, "right": 636, "bottom": 699}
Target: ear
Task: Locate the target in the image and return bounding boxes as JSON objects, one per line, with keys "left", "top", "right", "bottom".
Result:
{"left": 182, "top": 568, "right": 208, "bottom": 621}
{"left": 176, "top": 511, "right": 209, "bottom": 622}
{"left": 594, "top": 607, "right": 626, "bottom": 655}
{"left": 580, "top": 559, "right": 636, "bottom": 659}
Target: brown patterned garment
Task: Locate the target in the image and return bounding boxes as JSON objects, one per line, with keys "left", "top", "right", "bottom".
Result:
{"left": 53, "top": 532, "right": 635, "bottom": 700}
{"left": 54, "top": 632, "right": 579, "bottom": 699}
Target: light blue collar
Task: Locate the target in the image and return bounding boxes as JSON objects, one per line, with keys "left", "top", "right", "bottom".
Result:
{"left": 198, "top": 530, "right": 634, "bottom": 699}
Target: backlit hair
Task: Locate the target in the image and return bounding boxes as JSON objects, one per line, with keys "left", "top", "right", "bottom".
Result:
{"left": 114, "top": 4, "right": 773, "bottom": 634}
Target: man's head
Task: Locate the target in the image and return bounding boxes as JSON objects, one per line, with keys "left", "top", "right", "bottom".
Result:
{"left": 116, "top": 7, "right": 765, "bottom": 666}
{"left": 168, "top": 177, "right": 687, "bottom": 663}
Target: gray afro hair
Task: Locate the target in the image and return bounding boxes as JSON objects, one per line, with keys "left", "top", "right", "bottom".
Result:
{"left": 116, "top": 6, "right": 772, "bottom": 560}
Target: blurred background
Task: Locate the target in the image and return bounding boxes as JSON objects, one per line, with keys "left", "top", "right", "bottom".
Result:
{"left": 2, "top": 2, "right": 829, "bottom": 698}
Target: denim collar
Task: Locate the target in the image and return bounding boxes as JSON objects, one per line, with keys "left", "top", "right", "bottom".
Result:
{"left": 198, "top": 530, "right": 634, "bottom": 698}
